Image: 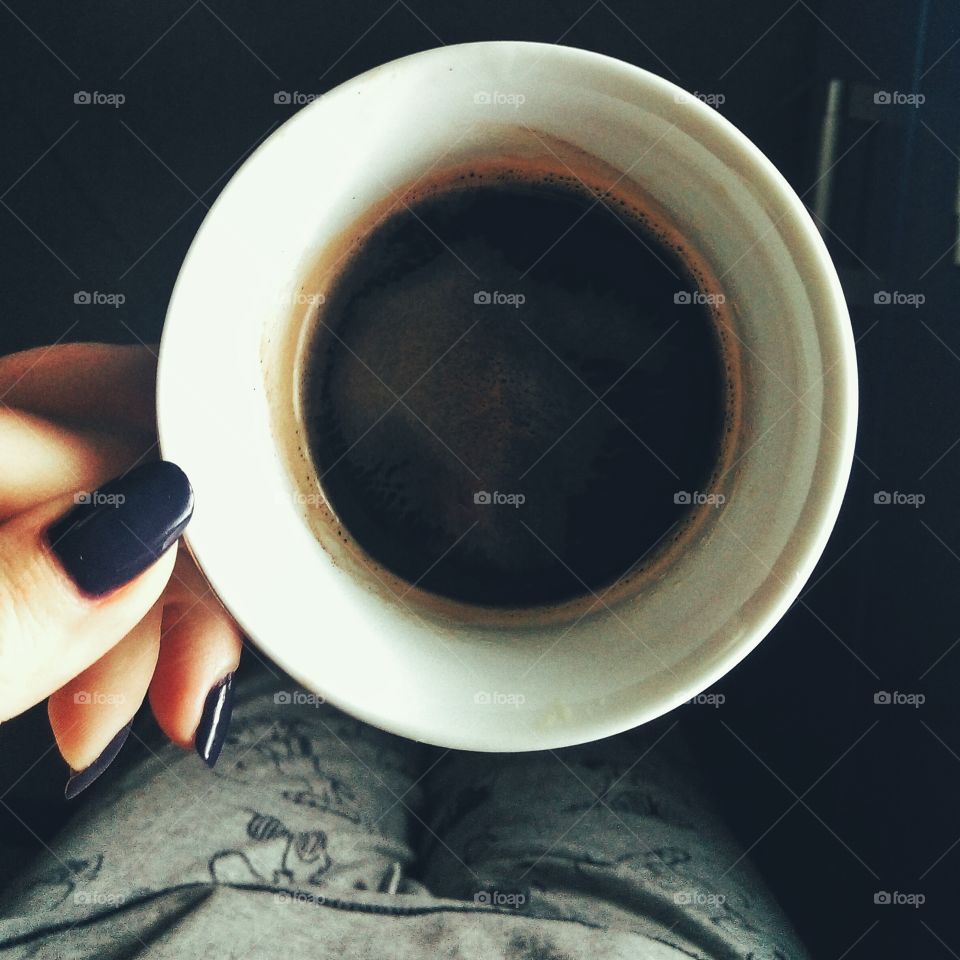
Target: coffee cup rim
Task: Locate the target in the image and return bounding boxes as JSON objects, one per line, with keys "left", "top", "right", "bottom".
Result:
{"left": 158, "top": 41, "right": 857, "bottom": 750}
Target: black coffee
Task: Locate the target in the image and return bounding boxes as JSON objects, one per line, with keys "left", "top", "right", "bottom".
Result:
{"left": 301, "top": 170, "right": 728, "bottom": 608}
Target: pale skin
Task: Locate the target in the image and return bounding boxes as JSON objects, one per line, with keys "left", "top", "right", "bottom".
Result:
{"left": 0, "top": 343, "right": 243, "bottom": 773}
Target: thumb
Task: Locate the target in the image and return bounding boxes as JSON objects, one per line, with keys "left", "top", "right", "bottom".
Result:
{"left": 0, "top": 461, "right": 193, "bottom": 721}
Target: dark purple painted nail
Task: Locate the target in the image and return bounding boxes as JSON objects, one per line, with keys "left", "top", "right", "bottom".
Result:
{"left": 196, "top": 673, "right": 234, "bottom": 768}
{"left": 64, "top": 722, "right": 132, "bottom": 800}
{"left": 47, "top": 461, "right": 194, "bottom": 596}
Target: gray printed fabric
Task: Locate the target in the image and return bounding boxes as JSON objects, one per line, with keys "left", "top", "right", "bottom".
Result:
{"left": 0, "top": 664, "right": 809, "bottom": 959}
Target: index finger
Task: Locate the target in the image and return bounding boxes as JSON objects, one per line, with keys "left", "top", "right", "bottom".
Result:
{"left": 0, "top": 343, "right": 157, "bottom": 431}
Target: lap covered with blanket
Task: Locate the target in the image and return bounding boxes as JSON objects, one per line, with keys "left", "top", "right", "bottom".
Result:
{"left": 0, "top": 665, "right": 808, "bottom": 960}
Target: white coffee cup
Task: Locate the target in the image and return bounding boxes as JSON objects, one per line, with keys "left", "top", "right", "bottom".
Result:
{"left": 157, "top": 41, "right": 857, "bottom": 752}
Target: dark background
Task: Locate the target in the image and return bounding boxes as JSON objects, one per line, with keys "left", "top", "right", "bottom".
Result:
{"left": 0, "top": 2, "right": 957, "bottom": 957}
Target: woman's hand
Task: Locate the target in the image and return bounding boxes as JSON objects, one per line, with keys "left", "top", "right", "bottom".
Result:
{"left": 0, "top": 343, "right": 243, "bottom": 797}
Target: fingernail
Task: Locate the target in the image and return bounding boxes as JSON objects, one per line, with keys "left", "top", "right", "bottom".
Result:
{"left": 64, "top": 721, "right": 132, "bottom": 800}
{"left": 196, "top": 672, "right": 234, "bottom": 768}
{"left": 47, "top": 461, "right": 194, "bottom": 596}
